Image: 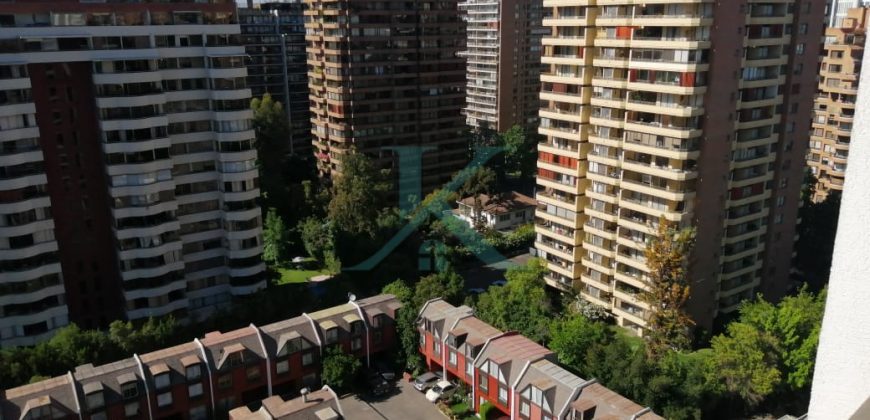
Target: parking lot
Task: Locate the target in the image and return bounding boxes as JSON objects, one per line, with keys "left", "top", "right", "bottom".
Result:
{"left": 340, "top": 378, "right": 447, "bottom": 420}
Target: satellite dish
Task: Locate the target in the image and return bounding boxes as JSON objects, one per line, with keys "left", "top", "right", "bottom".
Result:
{"left": 348, "top": 293, "right": 356, "bottom": 302}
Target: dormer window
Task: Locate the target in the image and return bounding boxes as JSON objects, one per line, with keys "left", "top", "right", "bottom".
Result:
{"left": 371, "top": 314, "right": 384, "bottom": 329}
{"left": 121, "top": 381, "right": 138, "bottom": 399}
{"left": 186, "top": 364, "right": 202, "bottom": 381}
{"left": 154, "top": 373, "right": 170, "bottom": 390}
{"left": 350, "top": 320, "right": 365, "bottom": 335}
{"left": 227, "top": 352, "right": 243, "bottom": 368}
{"left": 325, "top": 327, "right": 339, "bottom": 344}
{"left": 85, "top": 390, "right": 104, "bottom": 410}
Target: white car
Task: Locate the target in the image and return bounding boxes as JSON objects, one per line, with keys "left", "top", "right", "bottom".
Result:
{"left": 425, "top": 380, "right": 456, "bottom": 402}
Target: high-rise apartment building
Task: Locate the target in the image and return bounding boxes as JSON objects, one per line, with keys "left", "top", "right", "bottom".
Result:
{"left": 0, "top": 0, "right": 265, "bottom": 347}
{"left": 305, "top": 0, "right": 468, "bottom": 192}
{"left": 808, "top": 7, "right": 867, "bottom": 202}
{"left": 533, "top": 0, "right": 824, "bottom": 333}
{"left": 459, "top": 0, "right": 545, "bottom": 131}
{"left": 829, "top": 0, "right": 866, "bottom": 27}
{"left": 239, "top": 1, "right": 311, "bottom": 155}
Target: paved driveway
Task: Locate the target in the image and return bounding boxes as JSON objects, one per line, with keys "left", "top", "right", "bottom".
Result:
{"left": 341, "top": 379, "right": 446, "bottom": 420}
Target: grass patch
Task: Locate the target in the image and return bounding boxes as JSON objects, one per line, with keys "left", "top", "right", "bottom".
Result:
{"left": 608, "top": 325, "right": 645, "bottom": 349}
{"left": 275, "top": 266, "right": 330, "bottom": 284}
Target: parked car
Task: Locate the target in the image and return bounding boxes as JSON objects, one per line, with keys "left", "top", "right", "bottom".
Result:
{"left": 413, "top": 372, "right": 443, "bottom": 392}
{"left": 367, "top": 371, "right": 390, "bottom": 396}
{"left": 491, "top": 279, "right": 507, "bottom": 287}
{"left": 425, "top": 380, "right": 456, "bottom": 402}
{"left": 375, "top": 360, "right": 396, "bottom": 381}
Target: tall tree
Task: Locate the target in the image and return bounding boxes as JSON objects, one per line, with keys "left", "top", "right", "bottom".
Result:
{"left": 475, "top": 258, "right": 551, "bottom": 342}
{"left": 263, "top": 208, "right": 291, "bottom": 265}
{"left": 298, "top": 216, "right": 335, "bottom": 264}
{"left": 548, "top": 314, "right": 612, "bottom": 373}
{"left": 412, "top": 269, "right": 465, "bottom": 308}
{"left": 251, "top": 94, "right": 291, "bottom": 213}
{"left": 501, "top": 125, "right": 537, "bottom": 179}
{"left": 458, "top": 166, "right": 498, "bottom": 231}
{"left": 321, "top": 345, "right": 362, "bottom": 392}
{"left": 707, "top": 322, "right": 782, "bottom": 409}
{"left": 328, "top": 152, "right": 390, "bottom": 237}
{"left": 640, "top": 219, "right": 697, "bottom": 356}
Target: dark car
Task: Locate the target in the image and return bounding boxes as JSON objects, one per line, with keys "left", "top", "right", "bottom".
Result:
{"left": 375, "top": 360, "right": 397, "bottom": 381}
{"left": 367, "top": 371, "right": 390, "bottom": 396}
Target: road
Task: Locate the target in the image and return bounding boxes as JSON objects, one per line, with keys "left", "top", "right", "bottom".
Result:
{"left": 340, "top": 379, "right": 447, "bottom": 420}
{"left": 460, "top": 252, "right": 532, "bottom": 290}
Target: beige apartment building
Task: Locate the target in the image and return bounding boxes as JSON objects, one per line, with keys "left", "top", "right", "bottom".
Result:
{"left": 305, "top": 0, "right": 468, "bottom": 192}
{"left": 533, "top": 0, "right": 825, "bottom": 333}
{"left": 459, "top": 0, "right": 546, "bottom": 132}
{"left": 808, "top": 7, "right": 867, "bottom": 202}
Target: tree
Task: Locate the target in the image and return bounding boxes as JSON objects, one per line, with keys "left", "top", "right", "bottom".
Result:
{"left": 382, "top": 279, "right": 413, "bottom": 303}
{"left": 108, "top": 317, "right": 177, "bottom": 354}
{"left": 640, "top": 219, "right": 697, "bottom": 356}
{"left": 263, "top": 208, "right": 291, "bottom": 265}
{"left": 412, "top": 269, "right": 465, "bottom": 308}
{"left": 501, "top": 125, "right": 537, "bottom": 179}
{"left": 475, "top": 259, "right": 551, "bottom": 342}
{"left": 251, "top": 94, "right": 291, "bottom": 212}
{"left": 321, "top": 345, "right": 362, "bottom": 392}
{"left": 298, "top": 216, "right": 335, "bottom": 263}
{"left": 328, "top": 152, "right": 390, "bottom": 237}
{"left": 458, "top": 166, "right": 498, "bottom": 231}
{"left": 707, "top": 322, "right": 782, "bottom": 409}
{"left": 567, "top": 294, "right": 611, "bottom": 321}
{"left": 548, "top": 315, "right": 612, "bottom": 373}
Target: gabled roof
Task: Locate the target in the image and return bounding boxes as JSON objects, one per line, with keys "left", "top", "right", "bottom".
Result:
{"left": 457, "top": 191, "right": 537, "bottom": 215}
{"left": 228, "top": 386, "right": 343, "bottom": 419}
{"left": 261, "top": 316, "right": 319, "bottom": 357}
{"left": 515, "top": 359, "right": 587, "bottom": 418}
{"left": 475, "top": 333, "right": 554, "bottom": 385}
{"left": 1, "top": 374, "right": 78, "bottom": 420}
{"left": 418, "top": 299, "right": 474, "bottom": 341}
{"left": 570, "top": 383, "right": 663, "bottom": 420}
{"left": 200, "top": 325, "right": 265, "bottom": 371}
{"left": 450, "top": 316, "right": 502, "bottom": 349}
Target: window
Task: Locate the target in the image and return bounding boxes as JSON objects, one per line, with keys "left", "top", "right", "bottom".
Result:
{"left": 520, "top": 402, "right": 530, "bottom": 417}
{"left": 371, "top": 314, "right": 384, "bottom": 328}
{"left": 799, "top": 23, "right": 808, "bottom": 34}
{"left": 352, "top": 336, "right": 363, "bottom": 351}
{"left": 498, "top": 214, "right": 511, "bottom": 222}
{"left": 121, "top": 382, "right": 138, "bottom": 399}
{"left": 420, "top": 333, "right": 426, "bottom": 347}
{"left": 124, "top": 402, "right": 139, "bottom": 418}
{"left": 479, "top": 372, "right": 489, "bottom": 392}
{"left": 218, "top": 374, "right": 232, "bottom": 389}
{"left": 302, "top": 351, "right": 314, "bottom": 367}
{"left": 246, "top": 366, "right": 261, "bottom": 381}
{"left": 276, "top": 360, "right": 289, "bottom": 374}
{"left": 498, "top": 386, "right": 509, "bottom": 404}
{"left": 373, "top": 329, "right": 383, "bottom": 344}
{"left": 325, "top": 327, "right": 339, "bottom": 344}
{"left": 186, "top": 364, "right": 201, "bottom": 381}
{"left": 157, "top": 391, "right": 172, "bottom": 407}
{"left": 449, "top": 351, "right": 457, "bottom": 366}
{"left": 91, "top": 413, "right": 107, "bottom": 420}
{"left": 465, "top": 360, "right": 473, "bottom": 377}
{"left": 154, "top": 373, "right": 170, "bottom": 390}
{"left": 86, "top": 392, "right": 104, "bottom": 409}
{"left": 188, "top": 383, "right": 203, "bottom": 398}
{"left": 434, "top": 341, "right": 441, "bottom": 355}
{"left": 190, "top": 405, "right": 208, "bottom": 420}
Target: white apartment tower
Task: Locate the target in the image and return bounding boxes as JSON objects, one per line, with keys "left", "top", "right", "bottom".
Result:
{"left": 0, "top": 0, "right": 265, "bottom": 347}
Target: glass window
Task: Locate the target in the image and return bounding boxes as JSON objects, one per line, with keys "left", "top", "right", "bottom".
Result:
{"left": 302, "top": 351, "right": 314, "bottom": 367}
{"left": 124, "top": 402, "right": 139, "bottom": 418}
{"left": 520, "top": 402, "right": 530, "bottom": 417}
{"left": 188, "top": 383, "right": 203, "bottom": 398}
{"left": 190, "top": 405, "right": 208, "bottom": 420}
{"left": 121, "top": 382, "right": 138, "bottom": 399}
{"left": 154, "top": 373, "right": 170, "bottom": 390}
{"left": 86, "top": 392, "right": 104, "bottom": 409}
{"left": 218, "top": 374, "right": 232, "bottom": 389}
{"left": 498, "top": 386, "right": 508, "bottom": 404}
{"left": 351, "top": 336, "right": 363, "bottom": 351}
{"left": 325, "top": 328, "right": 339, "bottom": 344}
{"left": 246, "top": 366, "right": 261, "bottom": 381}
{"left": 276, "top": 360, "right": 289, "bottom": 374}
{"left": 157, "top": 392, "right": 172, "bottom": 407}
{"left": 186, "top": 364, "right": 201, "bottom": 381}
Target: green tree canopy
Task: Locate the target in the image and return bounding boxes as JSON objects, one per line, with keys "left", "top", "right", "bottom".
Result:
{"left": 321, "top": 345, "right": 362, "bottom": 392}
{"left": 328, "top": 152, "right": 390, "bottom": 238}
{"left": 263, "top": 208, "right": 292, "bottom": 265}
{"left": 707, "top": 322, "right": 782, "bottom": 408}
{"left": 500, "top": 125, "right": 538, "bottom": 179}
{"left": 475, "top": 258, "right": 551, "bottom": 342}
{"left": 548, "top": 314, "right": 612, "bottom": 372}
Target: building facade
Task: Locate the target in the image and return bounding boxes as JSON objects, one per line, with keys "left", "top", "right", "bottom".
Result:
{"left": 829, "top": 0, "right": 866, "bottom": 27}
{"left": 808, "top": 7, "right": 867, "bottom": 202}
{"left": 459, "top": 0, "right": 545, "bottom": 132}
{"left": 533, "top": 0, "right": 825, "bottom": 333}
{"left": 417, "top": 298, "right": 663, "bottom": 419}
{"left": 0, "top": 294, "right": 400, "bottom": 420}
{"left": 304, "top": 0, "right": 468, "bottom": 192}
{"left": 239, "top": 1, "right": 311, "bottom": 155}
{"left": 0, "top": 0, "right": 266, "bottom": 347}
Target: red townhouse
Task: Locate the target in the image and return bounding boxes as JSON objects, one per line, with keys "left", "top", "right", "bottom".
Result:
{"left": 0, "top": 294, "right": 401, "bottom": 420}
{"left": 416, "top": 298, "right": 663, "bottom": 420}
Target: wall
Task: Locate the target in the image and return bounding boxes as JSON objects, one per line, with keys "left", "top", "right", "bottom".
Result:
{"left": 808, "top": 46, "right": 870, "bottom": 419}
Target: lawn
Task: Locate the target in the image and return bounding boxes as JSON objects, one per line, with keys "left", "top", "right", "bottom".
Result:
{"left": 275, "top": 266, "right": 330, "bottom": 284}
